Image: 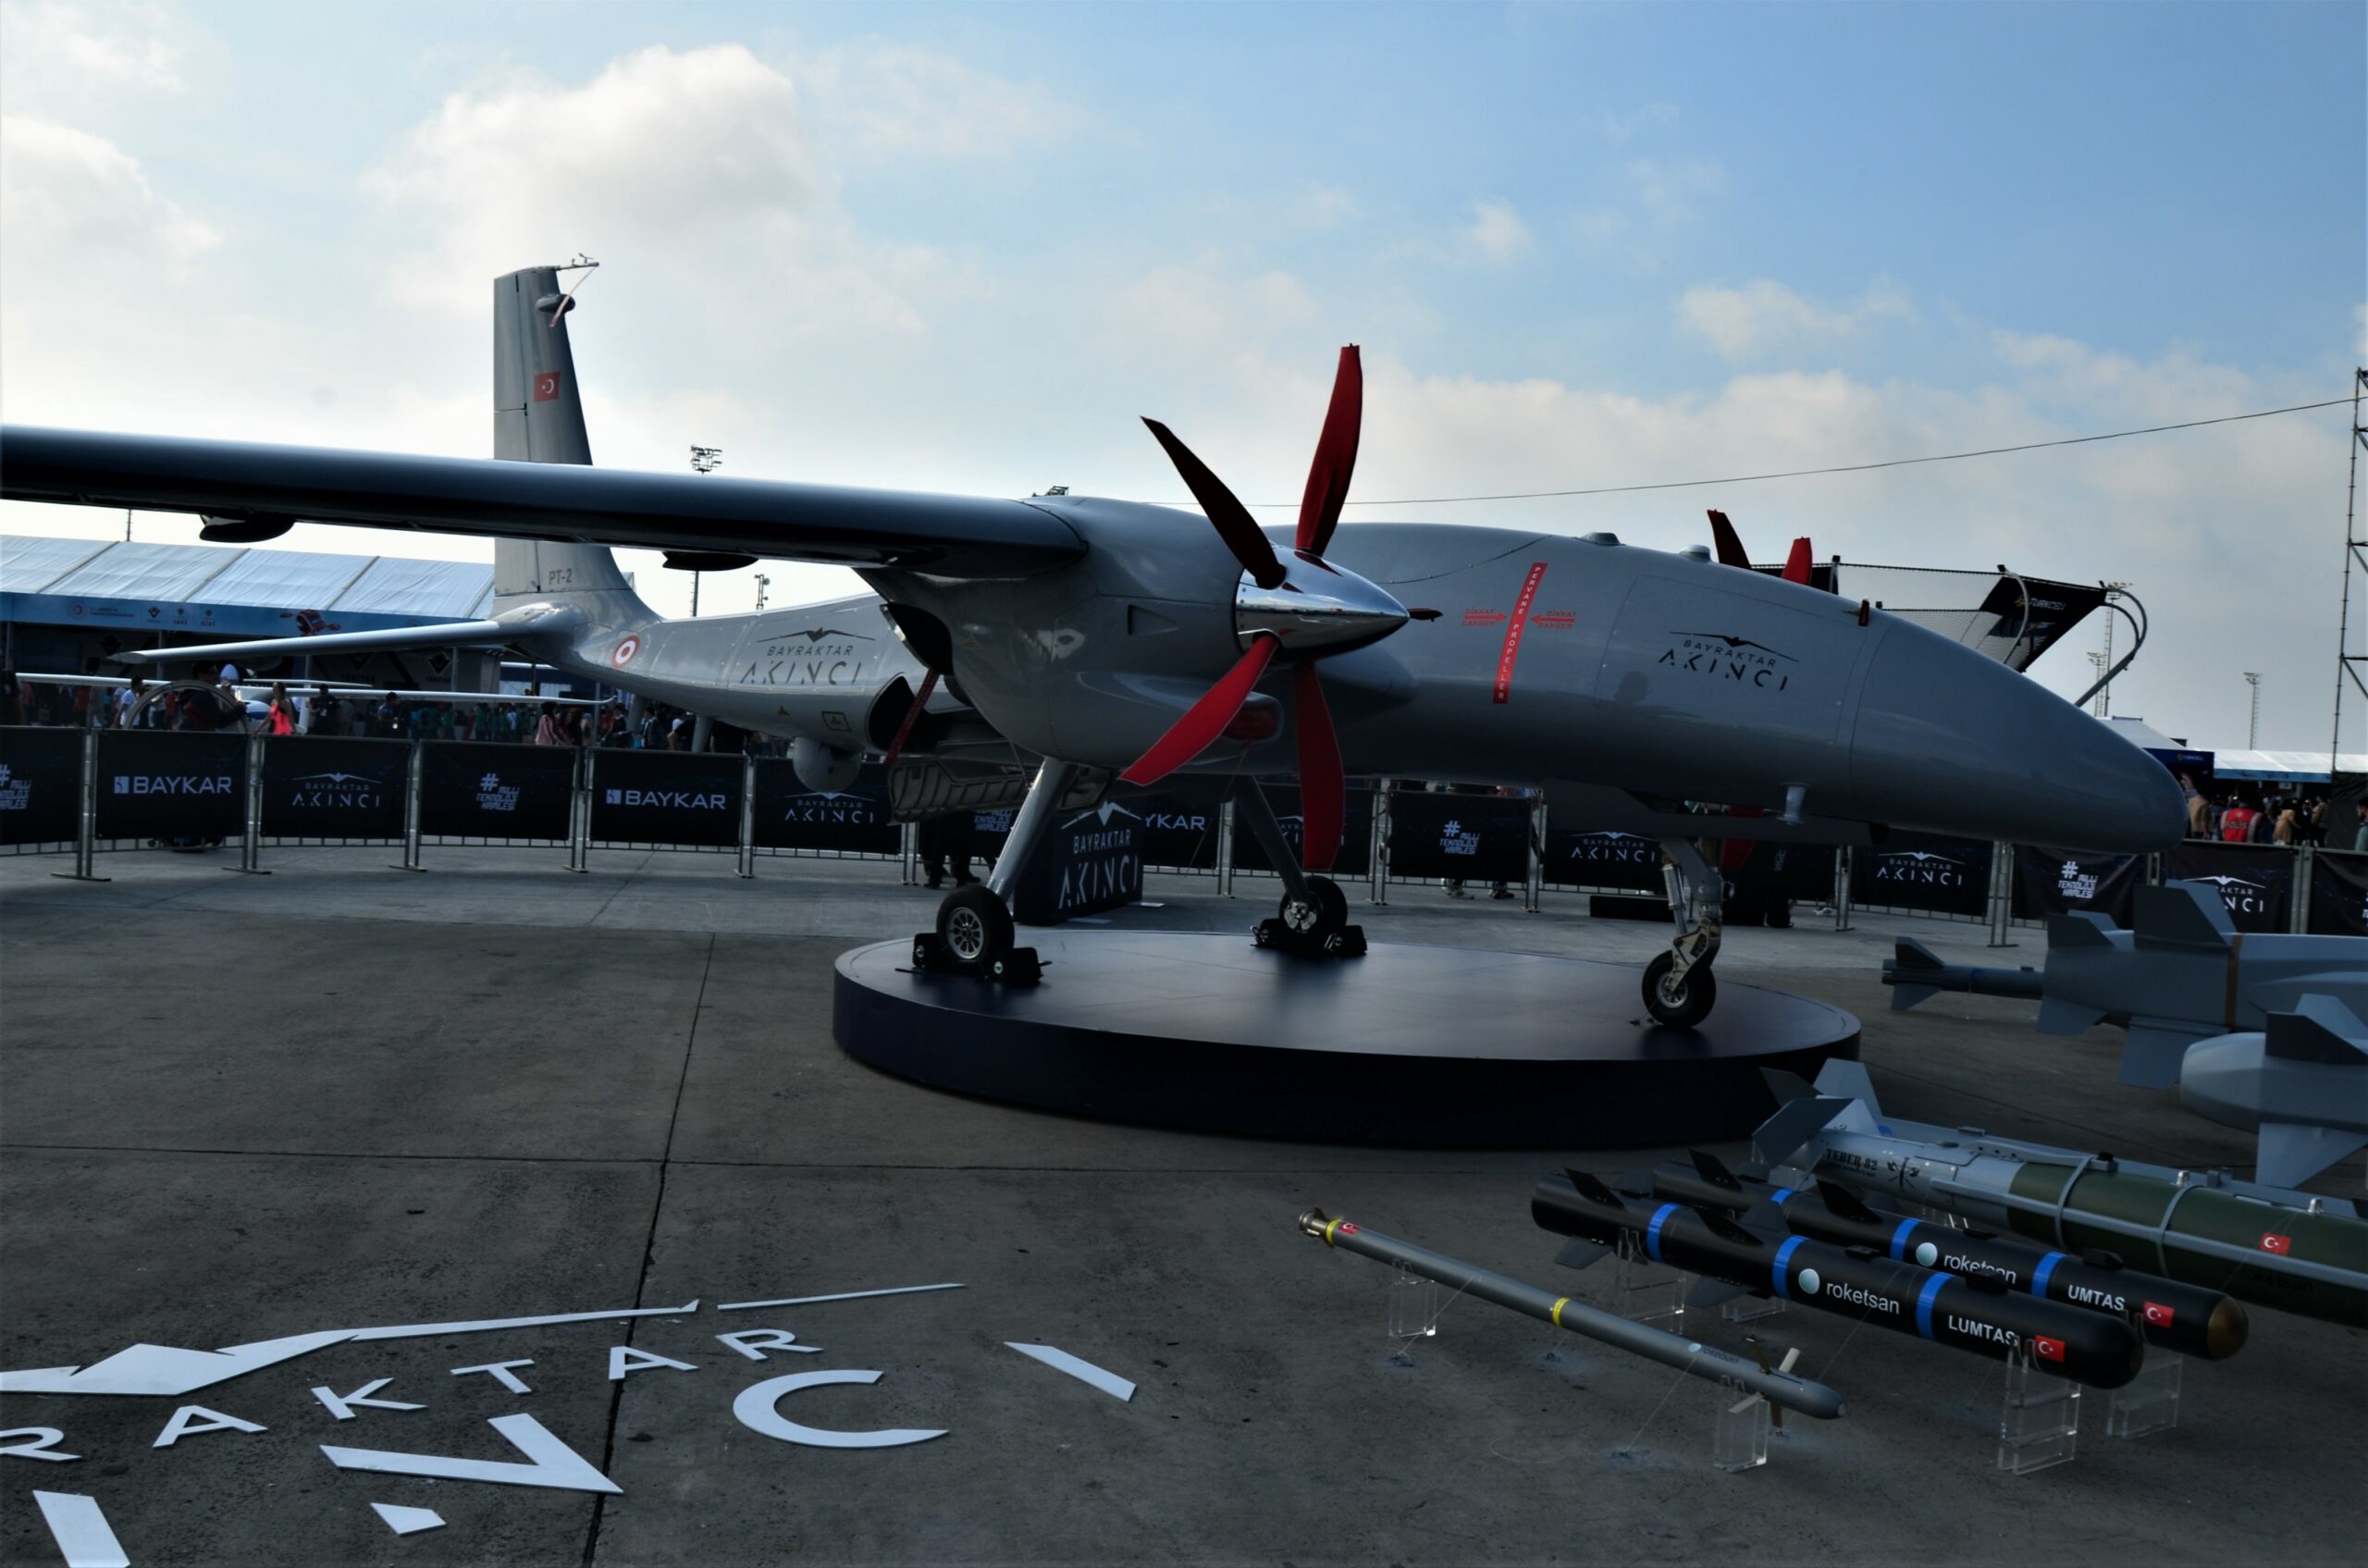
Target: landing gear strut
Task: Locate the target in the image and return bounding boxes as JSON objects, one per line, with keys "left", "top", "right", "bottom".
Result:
{"left": 1645, "top": 837, "right": 1722, "bottom": 1027}
{"left": 910, "top": 759, "right": 1079, "bottom": 984}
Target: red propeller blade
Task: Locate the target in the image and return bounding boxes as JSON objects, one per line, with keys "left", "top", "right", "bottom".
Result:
{"left": 1707, "top": 509, "right": 1751, "bottom": 568}
{"left": 1142, "top": 418, "right": 1286, "bottom": 589}
{"left": 1782, "top": 537, "right": 1813, "bottom": 584}
{"left": 1118, "top": 636, "right": 1279, "bottom": 786}
{"left": 1293, "top": 661, "right": 1344, "bottom": 872}
{"left": 1297, "top": 345, "right": 1363, "bottom": 556}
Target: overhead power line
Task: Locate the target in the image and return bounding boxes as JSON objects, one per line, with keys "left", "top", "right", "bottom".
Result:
{"left": 1189, "top": 394, "right": 2354, "bottom": 509}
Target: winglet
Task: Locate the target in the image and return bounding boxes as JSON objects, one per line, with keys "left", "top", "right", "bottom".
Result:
{"left": 2263, "top": 996, "right": 2368, "bottom": 1065}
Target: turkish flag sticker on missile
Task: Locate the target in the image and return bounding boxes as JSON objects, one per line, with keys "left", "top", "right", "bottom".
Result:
{"left": 2033, "top": 1335, "right": 2066, "bottom": 1364}
{"left": 2142, "top": 1302, "right": 2176, "bottom": 1327}
{"left": 534, "top": 372, "right": 561, "bottom": 401}
{"left": 2261, "top": 1232, "right": 2293, "bottom": 1255}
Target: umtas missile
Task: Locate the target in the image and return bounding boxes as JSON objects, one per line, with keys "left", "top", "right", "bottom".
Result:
{"left": 1645, "top": 1151, "right": 2248, "bottom": 1360}
{"left": 1758, "top": 1060, "right": 2368, "bottom": 1328}
{"left": 1534, "top": 1172, "right": 2145, "bottom": 1389}
{"left": 1295, "top": 1208, "right": 1847, "bottom": 1420}
{"left": 1882, "top": 937, "right": 2042, "bottom": 1012}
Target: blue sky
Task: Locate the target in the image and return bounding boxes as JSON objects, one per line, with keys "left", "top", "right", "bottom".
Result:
{"left": 2, "top": 1, "right": 2362, "bottom": 750}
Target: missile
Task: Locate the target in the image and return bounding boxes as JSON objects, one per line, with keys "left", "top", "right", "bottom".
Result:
{"left": 1644, "top": 1152, "right": 2247, "bottom": 1360}
{"left": 1295, "top": 1208, "right": 1847, "bottom": 1421}
{"left": 1534, "top": 1173, "right": 2146, "bottom": 1389}
{"left": 1758, "top": 1060, "right": 2368, "bottom": 1328}
{"left": 2178, "top": 995, "right": 2368, "bottom": 1190}
{"left": 1881, "top": 937, "right": 2042, "bottom": 1012}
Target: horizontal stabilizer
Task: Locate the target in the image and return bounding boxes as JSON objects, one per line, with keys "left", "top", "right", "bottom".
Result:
{"left": 2255, "top": 1122, "right": 2368, "bottom": 1191}
{"left": 2037, "top": 998, "right": 2111, "bottom": 1036}
{"left": 1752, "top": 1085, "right": 1853, "bottom": 1168}
{"left": 1889, "top": 982, "right": 1940, "bottom": 1014}
{"left": 2118, "top": 1021, "right": 2210, "bottom": 1089}
{"left": 2133, "top": 882, "right": 2235, "bottom": 952}
{"left": 1811, "top": 1059, "right": 1881, "bottom": 1113}
{"left": 109, "top": 609, "right": 575, "bottom": 667}
{"left": 1553, "top": 1237, "right": 1611, "bottom": 1272}
{"left": 1685, "top": 1277, "right": 1749, "bottom": 1309}
{"left": 2264, "top": 996, "right": 2368, "bottom": 1064}
{"left": 2047, "top": 911, "right": 2119, "bottom": 949}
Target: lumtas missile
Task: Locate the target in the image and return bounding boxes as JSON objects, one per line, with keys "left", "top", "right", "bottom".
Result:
{"left": 1534, "top": 1173, "right": 2146, "bottom": 1389}
{"left": 1758, "top": 1061, "right": 2368, "bottom": 1328}
{"left": 1645, "top": 1151, "right": 2248, "bottom": 1360}
{"left": 1296, "top": 1208, "right": 1847, "bottom": 1420}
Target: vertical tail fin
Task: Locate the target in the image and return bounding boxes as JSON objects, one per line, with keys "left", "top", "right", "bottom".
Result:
{"left": 491, "top": 265, "right": 641, "bottom": 608}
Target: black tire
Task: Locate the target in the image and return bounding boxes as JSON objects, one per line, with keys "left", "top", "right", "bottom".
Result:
{"left": 1642, "top": 951, "right": 1717, "bottom": 1027}
{"left": 935, "top": 884, "right": 1014, "bottom": 972}
{"left": 1278, "top": 875, "right": 1350, "bottom": 941}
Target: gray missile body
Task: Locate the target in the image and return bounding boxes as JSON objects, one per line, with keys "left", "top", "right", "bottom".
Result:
{"left": 1296, "top": 1208, "right": 1847, "bottom": 1420}
{"left": 2041, "top": 880, "right": 2368, "bottom": 1088}
{"left": 2179, "top": 996, "right": 2368, "bottom": 1189}
{"left": 1757, "top": 1061, "right": 2368, "bottom": 1327}
{"left": 1882, "top": 937, "right": 2042, "bottom": 1012}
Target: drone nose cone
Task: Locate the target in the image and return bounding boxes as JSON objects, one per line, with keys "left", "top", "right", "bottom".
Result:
{"left": 1235, "top": 557, "right": 1408, "bottom": 657}
{"left": 1851, "top": 624, "right": 2187, "bottom": 854}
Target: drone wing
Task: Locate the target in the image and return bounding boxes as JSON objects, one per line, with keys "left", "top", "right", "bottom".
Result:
{"left": 0, "top": 426, "right": 1084, "bottom": 579}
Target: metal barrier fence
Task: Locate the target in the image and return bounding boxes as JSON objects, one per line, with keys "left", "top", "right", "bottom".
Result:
{"left": 2, "top": 727, "right": 2357, "bottom": 934}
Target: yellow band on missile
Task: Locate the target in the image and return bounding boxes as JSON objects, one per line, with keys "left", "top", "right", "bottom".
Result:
{"left": 1324, "top": 1217, "right": 1345, "bottom": 1248}
{"left": 1551, "top": 1296, "right": 1570, "bottom": 1327}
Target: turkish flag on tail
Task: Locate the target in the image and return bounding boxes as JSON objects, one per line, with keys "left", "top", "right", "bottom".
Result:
{"left": 533, "top": 372, "right": 561, "bottom": 402}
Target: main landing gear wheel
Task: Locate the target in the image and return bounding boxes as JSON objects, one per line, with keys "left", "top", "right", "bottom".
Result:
{"left": 933, "top": 884, "right": 1015, "bottom": 976}
{"left": 1642, "top": 951, "right": 1717, "bottom": 1028}
{"left": 1278, "top": 875, "right": 1350, "bottom": 942}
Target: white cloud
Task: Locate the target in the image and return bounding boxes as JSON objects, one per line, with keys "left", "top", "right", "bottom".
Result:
{"left": 1677, "top": 278, "right": 1913, "bottom": 360}
{"left": 0, "top": 2, "right": 187, "bottom": 106}
{"left": 798, "top": 39, "right": 1074, "bottom": 158}
{"left": 1462, "top": 198, "right": 1534, "bottom": 263}
{"left": 1625, "top": 155, "right": 1724, "bottom": 224}
{"left": 1296, "top": 182, "right": 1357, "bottom": 228}
{"left": 0, "top": 115, "right": 221, "bottom": 285}
{"left": 1598, "top": 103, "right": 1678, "bottom": 144}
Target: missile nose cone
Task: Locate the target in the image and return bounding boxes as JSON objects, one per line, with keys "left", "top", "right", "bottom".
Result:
{"left": 1849, "top": 623, "right": 2188, "bottom": 854}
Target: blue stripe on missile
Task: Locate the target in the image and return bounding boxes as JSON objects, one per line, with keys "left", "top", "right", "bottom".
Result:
{"left": 1890, "top": 1217, "right": 1919, "bottom": 1261}
{"left": 1916, "top": 1274, "right": 1949, "bottom": 1340}
{"left": 1772, "top": 1236, "right": 1804, "bottom": 1298}
{"left": 2031, "top": 1252, "right": 2066, "bottom": 1299}
{"left": 1770, "top": 1187, "right": 1794, "bottom": 1205}
{"left": 1645, "top": 1204, "right": 1679, "bottom": 1264}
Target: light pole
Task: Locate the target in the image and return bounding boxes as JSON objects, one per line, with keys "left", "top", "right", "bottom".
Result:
{"left": 2243, "top": 672, "right": 2263, "bottom": 748}
{"left": 2094, "top": 580, "right": 2131, "bottom": 717}
{"left": 688, "top": 446, "right": 723, "bottom": 615}
{"left": 754, "top": 574, "right": 770, "bottom": 611}
{"left": 2087, "top": 651, "right": 2108, "bottom": 717}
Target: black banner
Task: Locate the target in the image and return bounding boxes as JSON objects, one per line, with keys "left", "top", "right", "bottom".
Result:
{"left": 590, "top": 750, "right": 742, "bottom": 847}
{"left": 94, "top": 730, "right": 247, "bottom": 840}
{"left": 968, "top": 804, "right": 1017, "bottom": 865}
{"left": 1010, "top": 800, "right": 1143, "bottom": 924}
{"left": 752, "top": 760, "right": 898, "bottom": 853}
{"left": 1385, "top": 788, "right": 1533, "bottom": 883}
{"left": 2309, "top": 849, "right": 2368, "bottom": 936}
{"left": 259, "top": 736, "right": 409, "bottom": 838}
{"left": 1128, "top": 790, "right": 1223, "bottom": 871}
{"left": 1852, "top": 832, "right": 1991, "bottom": 917}
{"left": 1229, "top": 784, "right": 1376, "bottom": 878}
{"left": 418, "top": 741, "right": 575, "bottom": 840}
{"left": 2163, "top": 841, "right": 2296, "bottom": 934}
{"left": 2011, "top": 843, "right": 2140, "bottom": 927}
{"left": 1547, "top": 828, "right": 1666, "bottom": 891}
{"left": 0, "top": 726, "right": 84, "bottom": 845}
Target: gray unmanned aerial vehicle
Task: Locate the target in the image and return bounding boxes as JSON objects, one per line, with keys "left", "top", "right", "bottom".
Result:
{"left": 0, "top": 267, "right": 2183, "bottom": 1021}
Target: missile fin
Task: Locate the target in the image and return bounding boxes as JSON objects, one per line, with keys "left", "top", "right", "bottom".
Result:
{"left": 1734, "top": 1200, "right": 1790, "bottom": 1243}
{"left": 2133, "top": 882, "right": 2236, "bottom": 951}
{"left": 2263, "top": 996, "right": 2368, "bottom": 1064}
{"left": 2037, "top": 998, "right": 2110, "bottom": 1036}
{"left": 1553, "top": 1237, "right": 1612, "bottom": 1272}
{"left": 1890, "top": 982, "right": 1941, "bottom": 1013}
{"left": 1815, "top": 1181, "right": 1881, "bottom": 1223}
{"left": 1564, "top": 1169, "right": 1623, "bottom": 1206}
{"left": 1811, "top": 1059, "right": 1881, "bottom": 1114}
{"left": 2047, "top": 911, "right": 2118, "bottom": 950}
{"left": 2255, "top": 1122, "right": 2368, "bottom": 1191}
{"left": 1688, "top": 1149, "right": 1742, "bottom": 1191}
{"left": 1751, "top": 1092, "right": 1853, "bottom": 1168}
{"left": 2119, "top": 1022, "right": 2209, "bottom": 1088}
{"left": 1695, "top": 1205, "right": 1761, "bottom": 1245}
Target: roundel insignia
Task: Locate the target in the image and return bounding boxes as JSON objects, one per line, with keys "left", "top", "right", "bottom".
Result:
{"left": 1914, "top": 1241, "right": 1939, "bottom": 1267}
{"left": 1796, "top": 1267, "right": 1821, "bottom": 1296}
{"left": 612, "top": 635, "right": 642, "bottom": 668}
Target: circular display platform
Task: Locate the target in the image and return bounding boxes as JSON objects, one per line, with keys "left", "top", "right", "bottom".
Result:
{"left": 834, "top": 932, "right": 1858, "bottom": 1146}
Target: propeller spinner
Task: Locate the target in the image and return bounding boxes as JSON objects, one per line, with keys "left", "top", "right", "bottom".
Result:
{"left": 1119, "top": 346, "right": 1407, "bottom": 872}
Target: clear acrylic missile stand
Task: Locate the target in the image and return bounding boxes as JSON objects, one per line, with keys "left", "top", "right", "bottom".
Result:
{"left": 1711, "top": 1376, "right": 1771, "bottom": 1472}
{"left": 1386, "top": 1266, "right": 1440, "bottom": 1364}
{"left": 1720, "top": 1294, "right": 1785, "bottom": 1325}
{"left": 1996, "top": 1342, "right": 2080, "bottom": 1475}
{"left": 1611, "top": 1230, "right": 1687, "bottom": 1327}
{"left": 2105, "top": 1353, "right": 2182, "bottom": 1438}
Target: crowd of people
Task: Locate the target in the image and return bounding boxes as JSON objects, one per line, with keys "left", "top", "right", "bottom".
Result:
{"left": 2177, "top": 773, "right": 2365, "bottom": 851}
